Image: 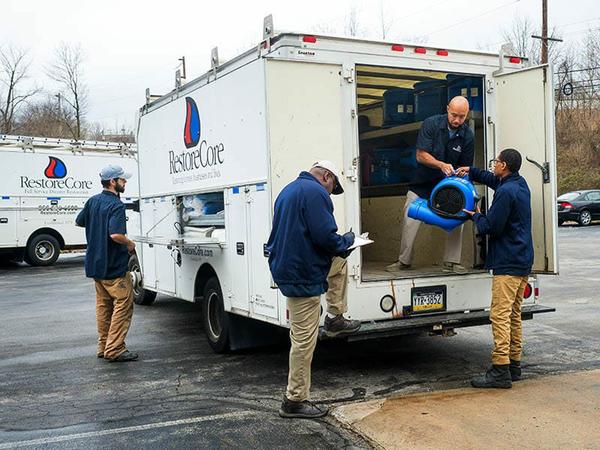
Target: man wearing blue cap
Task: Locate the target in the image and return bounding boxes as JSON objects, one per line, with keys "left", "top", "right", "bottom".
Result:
{"left": 76, "top": 165, "right": 138, "bottom": 362}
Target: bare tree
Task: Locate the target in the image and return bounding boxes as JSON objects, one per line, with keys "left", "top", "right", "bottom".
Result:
{"left": 379, "top": 0, "right": 394, "bottom": 40}
{"left": 47, "top": 43, "right": 88, "bottom": 140}
{"left": 345, "top": 4, "right": 362, "bottom": 37}
{"left": 501, "top": 15, "right": 562, "bottom": 65}
{"left": 0, "top": 45, "right": 39, "bottom": 134}
{"left": 13, "top": 96, "right": 70, "bottom": 138}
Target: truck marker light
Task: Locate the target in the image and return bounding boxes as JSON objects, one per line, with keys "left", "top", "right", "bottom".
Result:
{"left": 302, "top": 35, "right": 317, "bottom": 43}
{"left": 509, "top": 57, "right": 521, "bottom": 64}
{"left": 415, "top": 47, "right": 427, "bottom": 54}
{"left": 534, "top": 287, "right": 539, "bottom": 298}
{"left": 436, "top": 50, "right": 449, "bottom": 56}
{"left": 391, "top": 44, "right": 405, "bottom": 52}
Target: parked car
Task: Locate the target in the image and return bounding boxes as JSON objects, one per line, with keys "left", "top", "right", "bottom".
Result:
{"left": 557, "top": 190, "right": 600, "bottom": 226}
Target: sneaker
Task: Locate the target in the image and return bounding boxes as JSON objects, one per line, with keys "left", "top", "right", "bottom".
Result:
{"left": 279, "top": 396, "right": 329, "bottom": 419}
{"left": 442, "top": 262, "right": 468, "bottom": 274}
{"left": 108, "top": 350, "right": 139, "bottom": 362}
{"left": 385, "top": 261, "right": 412, "bottom": 272}
{"left": 323, "top": 314, "right": 361, "bottom": 337}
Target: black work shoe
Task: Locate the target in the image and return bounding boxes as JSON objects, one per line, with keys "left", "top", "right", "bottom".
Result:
{"left": 323, "top": 315, "right": 361, "bottom": 337}
{"left": 279, "top": 396, "right": 328, "bottom": 419}
{"left": 108, "top": 350, "right": 139, "bottom": 362}
{"left": 97, "top": 353, "right": 104, "bottom": 358}
{"left": 471, "top": 364, "right": 512, "bottom": 389}
{"left": 509, "top": 359, "right": 522, "bottom": 381}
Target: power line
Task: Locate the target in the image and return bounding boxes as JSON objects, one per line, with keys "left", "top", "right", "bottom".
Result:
{"left": 422, "top": 0, "right": 521, "bottom": 37}
{"left": 557, "top": 66, "right": 600, "bottom": 75}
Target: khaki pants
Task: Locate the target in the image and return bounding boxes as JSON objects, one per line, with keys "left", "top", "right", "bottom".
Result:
{"left": 490, "top": 275, "right": 528, "bottom": 365}
{"left": 285, "top": 257, "right": 348, "bottom": 402}
{"left": 94, "top": 273, "right": 134, "bottom": 359}
{"left": 398, "top": 190, "right": 463, "bottom": 265}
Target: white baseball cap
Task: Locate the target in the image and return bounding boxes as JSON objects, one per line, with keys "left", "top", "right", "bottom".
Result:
{"left": 312, "top": 160, "right": 344, "bottom": 195}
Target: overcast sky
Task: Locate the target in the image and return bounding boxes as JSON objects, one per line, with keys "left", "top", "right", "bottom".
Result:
{"left": 2, "top": 0, "right": 598, "bottom": 133}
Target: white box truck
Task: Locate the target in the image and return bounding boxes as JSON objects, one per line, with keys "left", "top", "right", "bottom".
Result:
{"left": 131, "top": 17, "right": 556, "bottom": 352}
{"left": 0, "top": 135, "right": 138, "bottom": 266}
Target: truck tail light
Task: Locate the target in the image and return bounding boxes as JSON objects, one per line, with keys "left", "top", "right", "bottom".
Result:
{"left": 534, "top": 287, "right": 539, "bottom": 298}
{"left": 523, "top": 283, "right": 532, "bottom": 299}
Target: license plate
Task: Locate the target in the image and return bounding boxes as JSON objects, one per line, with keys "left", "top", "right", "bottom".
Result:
{"left": 411, "top": 285, "right": 447, "bottom": 314}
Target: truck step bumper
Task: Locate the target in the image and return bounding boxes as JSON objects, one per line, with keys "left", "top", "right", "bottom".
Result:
{"left": 319, "top": 304, "right": 555, "bottom": 342}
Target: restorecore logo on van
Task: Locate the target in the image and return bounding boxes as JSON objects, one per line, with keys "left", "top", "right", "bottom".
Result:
{"left": 20, "top": 156, "right": 94, "bottom": 192}
{"left": 168, "top": 97, "right": 225, "bottom": 177}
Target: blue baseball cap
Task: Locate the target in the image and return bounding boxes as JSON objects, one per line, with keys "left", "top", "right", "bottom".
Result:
{"left": 99, "top": 164, "right": 132, "bottom": 181}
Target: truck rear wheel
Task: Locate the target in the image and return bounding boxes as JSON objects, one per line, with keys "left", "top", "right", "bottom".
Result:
{"left": 202, "top": 277, "right": 230, "bottom": 353}
{"left": 128, "top": 254, "right": 157, "bottom": 305}
{"left": 26, "top": 234, "right": 60, "bottom": 266}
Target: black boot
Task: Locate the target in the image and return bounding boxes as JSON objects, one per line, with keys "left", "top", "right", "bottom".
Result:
{"left": 279, "top": 396, "right": 329, "bottom": 419}
{"left": 471, "top": 364, "right": 512, "bottom": 389}
{"left": 509, "top": 359, "right": 522, "bottom": 381}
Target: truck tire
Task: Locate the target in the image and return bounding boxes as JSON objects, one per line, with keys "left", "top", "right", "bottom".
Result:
{"left": 202, "top": 277, "right": 230, "bottom": 353}
{"left": 128, "top": 254, "right": 157, "bottom": 305}
{"left": 26, "top": 234, "right": 60, "bottom": 266}
{"left": 578, "top": 210, "right": 592, "bottom": 226}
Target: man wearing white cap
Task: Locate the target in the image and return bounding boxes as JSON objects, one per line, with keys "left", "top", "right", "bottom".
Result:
{"left": 266, "top": 160, "right": 361, "bottom": 419}
{"left": 76, "top": 165, "right": 138, "bottom": 362}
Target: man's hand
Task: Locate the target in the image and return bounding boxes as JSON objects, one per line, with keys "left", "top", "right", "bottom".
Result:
{"left": 343, "top": 230, "right": 355, "bottom": 244}
{"left": 462, "top": 205, "right": 481, "bottom": 218}
{"left": 455, "top": 166, "right": 470, "bottom": 177}
{"left": 127, "top": 240, "right": 136, "bottom": 253}
{"left": 439, "top": 162, "right": 455, "bottom": 177}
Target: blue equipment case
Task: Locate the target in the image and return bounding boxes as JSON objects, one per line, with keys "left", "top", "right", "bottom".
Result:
{"left": 414, "top": 79, "right": 447, "bottom": 121}
{"left": 383, "top": 88, "right": 415, "bottom": 126}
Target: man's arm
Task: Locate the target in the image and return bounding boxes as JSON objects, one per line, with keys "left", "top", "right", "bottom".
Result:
{"left": 471, "top": 189, "right": 511, "bottom": 237}
{"left": 455, "top": 166, "right": 501, "bottom": 190}
{"left": 304, "top": 191, "right": 353, "bottom": 255}
{"left": 108, "top": 204, "right": 135, "bottom": 253}
{"left": 75, "top": 203, "right": 87, "bottom": 227}
{"left": 416, "top": 150, "right": 455, "bottom": 177}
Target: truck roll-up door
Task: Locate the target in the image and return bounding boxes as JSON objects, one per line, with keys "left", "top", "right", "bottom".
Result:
{"left": 493, "top": 65, "right": 558, "bottom": 274}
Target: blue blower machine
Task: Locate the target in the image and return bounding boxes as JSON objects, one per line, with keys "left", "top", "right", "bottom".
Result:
{"left": 407, "top": 176, "right": 480, "bottom": 232}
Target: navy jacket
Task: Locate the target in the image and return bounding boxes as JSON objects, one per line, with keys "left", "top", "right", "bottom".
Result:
{"left": 266, "top": 172, "right": 353, "bottom": 297}
{"left": 470, "top": 167, "right": 533, "bottom": 276}
{"left": 410, "top": 114, "right": 474, "bottom": 199}
{"left": 75, "top": 190, "right": 129, "bottom": 280}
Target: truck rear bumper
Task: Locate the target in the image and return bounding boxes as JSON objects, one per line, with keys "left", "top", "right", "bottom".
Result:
{"left": 319, "top": 304, "right": 555, "bottom": 342}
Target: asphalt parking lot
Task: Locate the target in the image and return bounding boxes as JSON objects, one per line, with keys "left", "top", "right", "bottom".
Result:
{"left": 1, "top": 224, "right": 599, "bottom": 449}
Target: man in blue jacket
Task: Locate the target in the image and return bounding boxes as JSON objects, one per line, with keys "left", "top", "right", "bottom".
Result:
{"left": 457, "top": 148, "right": 533, "bottom": 388}
{"left": 266, "top": 160, "right": 360, "bottom": 419}
{"left": 76, "top": 165, "right": 138, "bottom": 363}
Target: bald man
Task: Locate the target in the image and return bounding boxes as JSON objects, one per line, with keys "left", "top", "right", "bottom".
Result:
{"left": 387, "top": 96, "right": 474, "bottom": 274}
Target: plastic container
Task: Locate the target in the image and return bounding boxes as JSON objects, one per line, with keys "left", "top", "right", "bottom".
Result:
{"left": 414, "top": 80, "right": 447, "bottom": 121}
{"left": 368, "top": 147, "right": 417, "bottom": 186}
{"left": 181, "top": 193, "right": 225, "bottom": 227}
{"left": 382, "top": 88, "right": 415, "bottom": 126}
{"left": 446, "top": 75, "right": 484, "bottom": 112}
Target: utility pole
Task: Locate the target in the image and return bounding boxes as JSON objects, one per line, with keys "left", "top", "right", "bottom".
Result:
{"left": 532, "top": 0, "right": 562, "bottom": 64}
{"left": 541, "top": 0, "right": 548, "bottom": 64}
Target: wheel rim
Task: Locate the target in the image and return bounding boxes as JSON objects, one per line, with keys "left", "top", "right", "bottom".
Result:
{"left": 581, "top": 211, "right": 591, "bottom": 225}
{"left": 130, "top": 262, "right": 142, "bottom": 297}
{"left": 207, "top": 291, "right": 222, "bottom": 341}
{"left": 35, "top": 240, "right": 55, "bottom": 261}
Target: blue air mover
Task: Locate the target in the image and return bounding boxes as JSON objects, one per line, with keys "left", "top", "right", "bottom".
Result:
{"left": 407, "top": 176, "right": 480, "bottom": 232}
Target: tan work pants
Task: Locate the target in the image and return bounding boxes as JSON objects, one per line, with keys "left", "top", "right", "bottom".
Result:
{"left": 94, "top": 273, "right": 134, "bottom": 359}
{"left": 490, "top": 275, "right": 529, "bottom": 365}
{"left": 398, "top": 190, "right": 463, "bottom": 265}
{"left": 286, "top": 257, "right": 348, "bottom": 402}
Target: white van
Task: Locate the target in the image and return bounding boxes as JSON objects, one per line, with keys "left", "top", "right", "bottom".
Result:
{"left": 131, "top": 17, "right": 556, "bottom": 352}
{"left": 0, "top": 135, "right": 138, "bottom": 266}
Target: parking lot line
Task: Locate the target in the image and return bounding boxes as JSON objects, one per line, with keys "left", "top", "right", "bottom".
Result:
{"left": 0, "top": 411, "right": 254, "bottom": 449}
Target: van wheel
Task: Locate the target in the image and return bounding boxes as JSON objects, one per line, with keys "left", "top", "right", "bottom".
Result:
{"left": 26, "top": 234, "right": 60, "bottom": 266}
{"left": 202, "top": 277, "right": 230, "bottom": 353}
{"left": 578, "top": 210, "right": 592, "bottom": 226}
{"left": 128, "top": 254, "right": 157, "bottom": 305}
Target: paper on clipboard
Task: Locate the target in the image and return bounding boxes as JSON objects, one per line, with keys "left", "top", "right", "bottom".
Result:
{"left": 348, "top": 232, "right": 374, "bottom": 250}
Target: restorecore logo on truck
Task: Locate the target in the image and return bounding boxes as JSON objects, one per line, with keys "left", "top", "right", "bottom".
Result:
{"left": 168, "top": 97, "right": 225, "bottom": 181}
{"left": 20, "top": 156, "right": 94, "bottom": 194}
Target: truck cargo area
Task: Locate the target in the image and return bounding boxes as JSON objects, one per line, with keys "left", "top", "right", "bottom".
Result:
{"left": 355, "top": 64, "right": 487, "bottom": 282}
